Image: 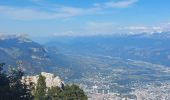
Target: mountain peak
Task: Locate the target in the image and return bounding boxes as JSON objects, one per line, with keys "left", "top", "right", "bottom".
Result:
{"left": 0, "top": 34, "right": 32, "bottom": 43}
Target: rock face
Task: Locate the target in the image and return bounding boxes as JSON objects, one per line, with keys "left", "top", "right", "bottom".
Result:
{"left": 22, "top": 72, "right": 64, "bottom": 88}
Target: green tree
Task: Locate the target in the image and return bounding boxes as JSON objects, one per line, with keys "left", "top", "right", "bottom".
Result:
{"left": 62, "top": 84, "right": 87, "bottom": 100}
{"left": 0, "top": 63, "right": 33, "bottom": 100}
{"left": 46, "top": 84, "right": 87, "bottom": 100}
{"left": 34, "top": 74, "right": 47, "bottom": 100}
{"left": 0, "top": 63, "right": 10, "bottom": 100}
{"left": 8, "top": 67, "right": 33, "bottom": 100}
{"left": 47, "top": 86, "right": 62, "bottom": 100}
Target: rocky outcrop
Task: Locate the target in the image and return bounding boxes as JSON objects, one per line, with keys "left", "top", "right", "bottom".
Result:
{"left": 22, "top": 72, "right": 64, "bottom": 88}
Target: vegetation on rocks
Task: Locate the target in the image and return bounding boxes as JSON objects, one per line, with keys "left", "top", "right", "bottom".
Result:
{"left": 0, "top": 63, "right": 87, "bottom": 100}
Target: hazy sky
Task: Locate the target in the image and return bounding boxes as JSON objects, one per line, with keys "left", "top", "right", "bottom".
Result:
{"left": 0, "top": 0, "right": 170, "bottom": 37}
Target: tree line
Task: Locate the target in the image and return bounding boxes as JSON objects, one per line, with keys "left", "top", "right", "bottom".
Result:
{"left": 0, "top": 63, "right": 87, "bottom": 100}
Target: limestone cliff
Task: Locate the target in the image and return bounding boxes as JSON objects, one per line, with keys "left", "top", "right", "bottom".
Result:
{"left": 22, "top": 72, "right": 64, "bottom": 88}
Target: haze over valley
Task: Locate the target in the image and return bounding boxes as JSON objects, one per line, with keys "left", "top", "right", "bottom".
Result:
{"left": 1, "top": 0, "right": 170, "bottom": 99}
{"left": 1, "top": 31, "right": 170, "bottom": 99}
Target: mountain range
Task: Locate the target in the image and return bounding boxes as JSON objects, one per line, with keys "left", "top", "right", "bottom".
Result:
{"left": 45, "top": 32, "right": 170, "bottom": 67}
{"left": 1, "top": 32, "right": 170, "bottom": 81}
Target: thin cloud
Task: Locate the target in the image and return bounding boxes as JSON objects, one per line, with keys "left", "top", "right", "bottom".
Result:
{"left": 53, "top": 30, "right": 74, "bottom": 36}
{"left": 104, "top": 0, "right": 138, "bottom": 8}
{"left": 0, "top": 0, "right": 138, "bottom": 20}
{"left": 65, "top": 22, "right": 170, "bottom": 36}
{"left": 0, "top": 6, "right": 73, "bottom": 20}
{"left": 0, "top": 5, "right": 100, "bottom": 20}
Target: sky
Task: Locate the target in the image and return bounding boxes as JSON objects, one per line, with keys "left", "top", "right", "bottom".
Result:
{"left": 0, "top": 0, "right": 170, "bottom": 37}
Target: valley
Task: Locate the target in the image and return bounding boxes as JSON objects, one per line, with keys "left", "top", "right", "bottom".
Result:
{"left": 1, "top": 33, "right": 170, "bottom": 99}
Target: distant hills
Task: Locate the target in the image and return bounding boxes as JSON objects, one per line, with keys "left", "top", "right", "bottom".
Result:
{"left": 45, "top": 31, "right": 170, "bottom": 67}
{"left": 0, "top": 34, "right": 84, "bottom": 79}
{"left": 0, "top": 34, "right": 53, "bottom": 73}
{"left": 1, "top": 32, "right": 170, "bottom": 81}
{"left": 42, "top": 32, "right": 170, "bottom": 88}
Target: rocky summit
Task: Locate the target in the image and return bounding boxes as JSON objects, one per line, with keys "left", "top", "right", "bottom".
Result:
{"left": 22, "top": 72, "right": 64, "bottom": 88}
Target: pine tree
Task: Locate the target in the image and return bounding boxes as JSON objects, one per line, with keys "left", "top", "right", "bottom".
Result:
{"left": 34, "top": 74, "right": 47, "bottom": 100}
{"left": 8, "top": 64, "right": 33, "bottom": 100}
{"left": 0, "top": 63, "right": 10, "bottom": 100}
{"left": 0, "top": 63, "right": 33, "bottom": 100}
{"left": 61, "top": 84, "right": 87, "bottom": 100}
{"left": 47, "top": 86, "right": 62, "bottom": 100}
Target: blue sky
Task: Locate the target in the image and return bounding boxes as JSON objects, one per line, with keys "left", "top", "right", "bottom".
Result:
{"left": 0, "top": 0, "right": 170, "bottom": 37}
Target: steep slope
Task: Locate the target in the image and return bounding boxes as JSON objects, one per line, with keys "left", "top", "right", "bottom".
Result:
{"left": 0, "top": 35, "right": 53, "bottom": 73}
{"left": 0, "top": 35, "right": 84, "bottom": 80}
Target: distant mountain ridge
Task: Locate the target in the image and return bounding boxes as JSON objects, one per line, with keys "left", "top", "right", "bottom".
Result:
{"left": 0, "top": 34, "right": 84, "bottom": 80}
{"left": 45, "top": 31, "right": 170, "bottom": 67}
{"left": 1, "top": 32, "right": 170, "bottom": 81}
{"left": 0, "top": 34, "right": 53, "bottom": 73}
